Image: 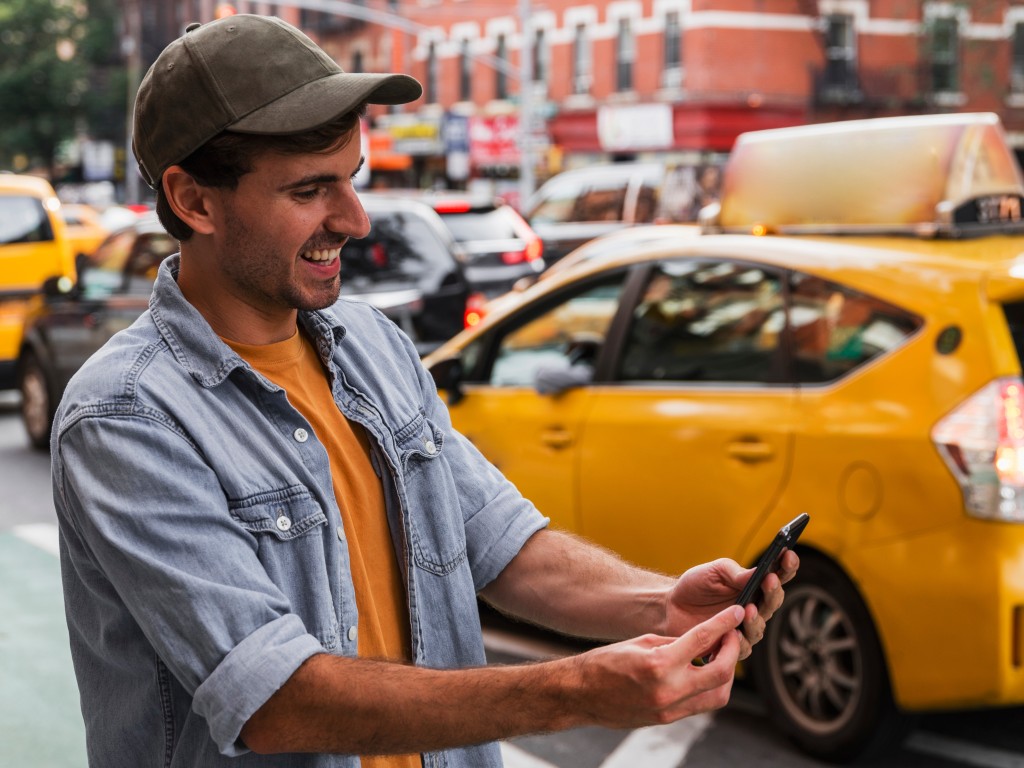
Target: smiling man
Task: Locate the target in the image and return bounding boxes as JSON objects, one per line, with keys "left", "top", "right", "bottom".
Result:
{"left": 50, "top": 14, "right": 796, "bottom": 768}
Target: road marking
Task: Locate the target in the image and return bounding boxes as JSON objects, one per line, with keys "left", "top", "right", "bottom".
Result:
{"left": 906, "top": 732, "right": 1024, "bottom": 768}
{"left": 500, "top": 742, "right": 559, "bottom": 768}
{"left": 13, "top": 522, "right": 59, "bottom": 557}
{"left": 601, "top": 714, "right": 713, "bottom": 767}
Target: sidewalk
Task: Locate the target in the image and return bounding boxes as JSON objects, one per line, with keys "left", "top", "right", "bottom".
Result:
{"left": 0, "top": 529, "right": 86, "bottom": 767}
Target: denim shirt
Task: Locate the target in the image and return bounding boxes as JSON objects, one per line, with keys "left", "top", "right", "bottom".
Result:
{"left": 51, "top": 255, "right": 548, "bottom": 768}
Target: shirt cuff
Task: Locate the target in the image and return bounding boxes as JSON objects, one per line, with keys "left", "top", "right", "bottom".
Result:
{"left": 194, "top": 614, "right": 323, "bottom": 756}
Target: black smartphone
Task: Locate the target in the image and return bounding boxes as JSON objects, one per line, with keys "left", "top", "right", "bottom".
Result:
{"left": 735, "top": 512, "right": 809, "bottom": 607}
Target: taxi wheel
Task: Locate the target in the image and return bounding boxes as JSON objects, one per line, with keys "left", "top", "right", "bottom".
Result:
{"left": 18, "top": 351, "right": 54, "bottom": 451}
{"left": 750, "top": 553, "right": 911, "bottom": 762}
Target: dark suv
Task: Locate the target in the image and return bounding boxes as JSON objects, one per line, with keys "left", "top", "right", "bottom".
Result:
{"left": 18, "top": 201, "right": 470, "bottom": 449}
{"left": 381, "top": 190, "right": 545, "bottom": 297}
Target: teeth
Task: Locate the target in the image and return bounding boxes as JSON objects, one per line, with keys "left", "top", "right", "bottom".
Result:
{"left": 303, "top": 248, "right": 340, "bottom": 264}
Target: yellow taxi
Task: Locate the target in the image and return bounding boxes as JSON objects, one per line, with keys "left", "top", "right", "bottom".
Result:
{"left": 58, "top": 203, "right": 109, "bottom": 261}
{"left": 423, "top": 113, "right": 1024, "bottom": 761}
{"left": 0, "top": 173, "right": 75, "bottom": 389}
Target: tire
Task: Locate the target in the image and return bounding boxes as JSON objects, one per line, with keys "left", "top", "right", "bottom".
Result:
{"left": 18, "top": 351, "right": 54, "bottom": 451}
{"left": 749, "top": 552, "right": 912, "bottom": 763}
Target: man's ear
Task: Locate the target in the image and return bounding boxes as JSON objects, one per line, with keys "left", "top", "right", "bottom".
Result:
{"left": 162, "top": 166, "right": 217, "bottom": 235}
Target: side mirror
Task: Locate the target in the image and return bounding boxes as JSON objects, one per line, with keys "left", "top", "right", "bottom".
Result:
{"left": 534, "top": 364, "right": 592, "bottom": 396}
{"left": 429, "top": 355, "right": 465, "bottom": 406}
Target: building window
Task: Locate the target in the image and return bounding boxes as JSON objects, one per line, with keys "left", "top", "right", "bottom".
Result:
{"left": 572, "top": 24, "right": 590, "bottom": 95}
{"left": 823, "top": 14, "right": 857, "bottom": 91}
{"left": 662, "top": 11, "right": 682, "bottom": 88}
{"left": 929, "top": 16, "right": 960, "bottom": 93}
{"left": 495, "top": 34, "right": 508, "bottom": 100}
{"left": 351, "top": 50, "right": 363, "bottom": 73}
{"left": 459, "top": 39, "right": 472, "bottom": 101}
{"left": 1013, "top": 23, "right": 1024, "bottom": 93}
{"left": 616, "top": 18, "right": 635, "bottom": 92}
{"left": 532, "top": 27, "right": 548, "bottom": 83}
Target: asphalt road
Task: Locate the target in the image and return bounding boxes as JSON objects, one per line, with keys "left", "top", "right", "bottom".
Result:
{"left": 1, "top": 390, "right": 1022, "bottom": 768}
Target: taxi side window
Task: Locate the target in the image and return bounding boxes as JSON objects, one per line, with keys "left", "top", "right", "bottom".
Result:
{"left": 484, "top": 273, "right": 628, "bottom": 388}
{"left": 123, "top": 233, "right": 177, "bottom": 293}
{"left": 617, "top": 261, "right": 785, "bottom": 383}
{"left": 789, "top": 274, "right": 921, "bottom": 383}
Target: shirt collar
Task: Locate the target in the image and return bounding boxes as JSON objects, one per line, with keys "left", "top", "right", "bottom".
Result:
{"left": 149, "top": 254, "right": 347, "bottom": 388}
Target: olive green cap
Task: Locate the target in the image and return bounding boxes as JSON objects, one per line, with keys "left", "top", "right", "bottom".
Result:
{"left": 132, "top": 14, "right": 422, "bottom": 189}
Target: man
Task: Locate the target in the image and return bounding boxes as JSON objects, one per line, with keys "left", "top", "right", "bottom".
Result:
{"left": 52, "top": 15, "right": 798, "bottom": 767}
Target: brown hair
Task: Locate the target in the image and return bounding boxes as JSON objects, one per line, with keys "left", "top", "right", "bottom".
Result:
{"left": 156, "top": 106, "right": 367, "bottom": 241}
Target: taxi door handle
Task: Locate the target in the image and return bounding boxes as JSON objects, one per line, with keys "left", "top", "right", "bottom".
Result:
{"left": 541, "top": 428, "right": 573, "bottom": 450}
{"left": 727, "top": 441, "right": 774, "bottom": 462}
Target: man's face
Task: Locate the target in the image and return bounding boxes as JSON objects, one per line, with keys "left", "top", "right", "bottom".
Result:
{"left": 203, "top": 127, "right": 370, "bottom": 319}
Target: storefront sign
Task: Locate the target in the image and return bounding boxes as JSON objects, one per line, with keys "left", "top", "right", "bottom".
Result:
{"left": 597, "top": 103, "right": 673, "bottom": 152}
{"left": 470, "top": 114, "right": 521, "bottom": 167}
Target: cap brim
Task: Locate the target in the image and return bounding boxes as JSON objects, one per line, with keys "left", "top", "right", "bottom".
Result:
{"left": 229, "top": 72, "right": 422, "bottom": 135}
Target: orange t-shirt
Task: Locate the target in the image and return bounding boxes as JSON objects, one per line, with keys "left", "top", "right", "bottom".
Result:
{"left": 227, "top": 330, "right": 419, "bottom": 767}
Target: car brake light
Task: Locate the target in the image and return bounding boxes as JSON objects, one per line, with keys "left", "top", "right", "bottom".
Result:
{"left": 501, "top": 250, "right": 526, "bottom": 265}
{"left": 932, "top": 377, "right": 1024, "bottom": 522}
{"left": 464, "top": 292, "right": 487, "bottom": 328}
{"left": 433, "top": 199, "right": 472, "bottom": 214}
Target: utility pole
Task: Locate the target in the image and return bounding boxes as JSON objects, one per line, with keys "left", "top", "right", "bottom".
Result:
{"left": 123, "top": 0, "right": 143, "bottom": 203}
{"left": 518, "top": 0, "right": 535, "bottom": 207}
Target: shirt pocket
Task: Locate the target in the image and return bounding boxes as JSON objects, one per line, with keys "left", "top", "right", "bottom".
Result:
{"left": 399, "top": 415, "right": 468, "bottom": 577}
{"left": 229, "top": 489, "right": 340, "bottom": 648}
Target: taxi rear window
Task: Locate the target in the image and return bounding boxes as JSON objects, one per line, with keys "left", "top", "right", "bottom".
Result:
{"left": 1002, "top": 301, "right": 1024, "bottom": 365}
{"left": 0, "top": 195, "right": 54, "bottom": 245}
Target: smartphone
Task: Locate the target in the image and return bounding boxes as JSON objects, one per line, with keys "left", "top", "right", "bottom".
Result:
{"left": 735, "top": 512, "right": 809, "bottom": 607}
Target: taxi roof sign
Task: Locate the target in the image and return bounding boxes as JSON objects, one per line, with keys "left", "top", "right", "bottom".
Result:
{"left": 709, "top": 113, "right": 1024, "bottom": 237}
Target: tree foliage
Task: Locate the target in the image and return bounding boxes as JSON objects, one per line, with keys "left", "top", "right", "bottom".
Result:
{"left": 0, "top": 0, "right": 126, "bottom": 178}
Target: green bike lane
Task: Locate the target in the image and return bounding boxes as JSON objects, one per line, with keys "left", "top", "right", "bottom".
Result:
{"left": 0, "top": 526, "right": 86, "bottom": 767}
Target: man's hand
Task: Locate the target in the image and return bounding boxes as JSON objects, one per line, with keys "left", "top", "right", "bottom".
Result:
{"left": 664, "top": 551, "right": 799, "bottom": 660}
{"left": 569, "top": 605, "right": 746, "bottom": 728}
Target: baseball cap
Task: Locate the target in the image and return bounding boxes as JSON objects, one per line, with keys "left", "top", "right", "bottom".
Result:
{"left": 132, "top": 14, "right": 422, "bottom": 189}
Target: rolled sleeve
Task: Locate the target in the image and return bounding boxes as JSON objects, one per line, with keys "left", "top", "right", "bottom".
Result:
{"left": 195, "top": 615, "right": 322, "bottom": 756}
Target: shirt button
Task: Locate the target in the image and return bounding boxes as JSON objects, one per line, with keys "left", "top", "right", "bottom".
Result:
{"left": 293, "top": 428, "right": 309, "bottom": 443}
{"left": 276, "top": 516, "right": 292, "bottom": 532}
{"left": 336, "top": 527, "right": 345, "bottom": 542}
{"left": 347, "top": 626, "right": 357, "bottom": 642}
{"left": 424, "top": 440, "right": 436, "bottom": 455}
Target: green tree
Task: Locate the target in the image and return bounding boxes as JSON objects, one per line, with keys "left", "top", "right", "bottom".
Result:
{"left": 0, "top": 0, "right": 125, "bottom": 180}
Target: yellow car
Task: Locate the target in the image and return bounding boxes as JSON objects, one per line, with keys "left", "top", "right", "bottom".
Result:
{"left": 58, "top": 203, "right": 109, "bottom": 261}
{"left": 424, "top": 113, "right": 1024, "bottom": 761}
{"left": 0, "top": 174, "right": 75, "bottom": 389}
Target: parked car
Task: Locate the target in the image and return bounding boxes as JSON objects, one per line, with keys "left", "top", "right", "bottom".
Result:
{"left": 18, "top": 198, "right": 471, "bottom": 448}
{"left": 0, "top": 173, "right": 76, "bottom": 390}
{"left": 382, "top": 190, "right": 545, "bottom": 297}
{"left": 424, "top": 113, "right": 1024, "bottom": 762}
{"left": 522, "top": 161, "right": 665, "bottom": 263}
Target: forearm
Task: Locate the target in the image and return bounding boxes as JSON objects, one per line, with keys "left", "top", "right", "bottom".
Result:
{"left": 241, "top": 651, "right": 582, "bottom": 755}
{"left": 479, "top": 528, "right": 676, "bottom": 640}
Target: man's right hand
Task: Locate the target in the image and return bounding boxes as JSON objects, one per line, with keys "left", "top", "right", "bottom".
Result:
{"left": 565, "top": 604, "right": 745, "bottom": 729}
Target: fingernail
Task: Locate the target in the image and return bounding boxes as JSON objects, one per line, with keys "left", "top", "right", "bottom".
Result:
{"left": 731, "top": 605, "right": 744, "bottom": 623}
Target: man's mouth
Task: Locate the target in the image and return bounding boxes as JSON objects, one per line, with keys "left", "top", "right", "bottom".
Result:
{"left": 301, "top": 247, "right": 341, "bottom": 265}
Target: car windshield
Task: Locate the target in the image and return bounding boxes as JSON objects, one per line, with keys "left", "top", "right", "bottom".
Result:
{"left": 0, "top": 195, "right": 54, "bottom": 244}
{"left": 440, "top": 209, "right": 520, "bottom": 241}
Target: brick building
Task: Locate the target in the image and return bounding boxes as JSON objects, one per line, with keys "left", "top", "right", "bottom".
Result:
{"left": 129, "top": 1, "right": 1024, "bottom": 198}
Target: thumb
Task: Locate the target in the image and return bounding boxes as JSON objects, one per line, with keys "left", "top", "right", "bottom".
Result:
{"left": 672, "top": 604, "right": 744, "bottom": 662}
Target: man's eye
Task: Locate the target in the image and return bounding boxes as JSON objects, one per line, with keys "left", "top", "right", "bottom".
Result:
{"left": 294, "top": 188, "right": 321, "bottom": 201}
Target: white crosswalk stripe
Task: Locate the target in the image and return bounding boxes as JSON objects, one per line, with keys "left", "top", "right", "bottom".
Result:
{"left": 500, "top": 742, "right": 559, "bottom": 768}
{"left": 13, "top": 521, "right": 59, "bottom": 556}
{"left": 601, "top": 714, "right": 712, "bottom": 768}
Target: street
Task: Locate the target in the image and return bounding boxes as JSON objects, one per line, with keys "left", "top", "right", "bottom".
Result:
{"left": 1, "top": 390, "right": 1022, "bottom": 768}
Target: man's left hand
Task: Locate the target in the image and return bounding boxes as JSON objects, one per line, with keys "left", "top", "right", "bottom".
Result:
{"left": 664, "top": 551, "right": 799, "bottom": 660}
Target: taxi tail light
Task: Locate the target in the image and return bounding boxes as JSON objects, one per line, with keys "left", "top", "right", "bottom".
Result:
{"left": 502, "top": 209, "right": 544, "bottom": 265}
{"left": 464, "top": 292, "right": 487, "bottom": 328}
{"left": 932, "top": 377, "right": 1024, "bottom": 522}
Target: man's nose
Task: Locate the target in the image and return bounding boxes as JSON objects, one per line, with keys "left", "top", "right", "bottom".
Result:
{"left": 327, "top": 186, "right": 371, "bottom": 239}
